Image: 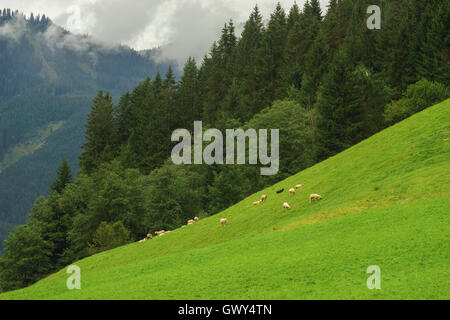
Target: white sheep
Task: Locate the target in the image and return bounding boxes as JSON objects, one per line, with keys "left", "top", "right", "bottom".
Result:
{"left": 309, "top": 194, "right": 322, "bottom": 203}
{"left": 252, "top": 200, "right": 262, "bottom": 206}
{"left": 289, "top": 188, "right": 295, "bottom": 195}
{"left": 295, "top": 184, "right": 304, "bottom": 189}
{"left": 261, "top": 194, "right": 267, "bottom": 201}
{"left": 220, "top": 218, "right": 227, "bottom": 226}
{"left": 283, "top": 202, "right": 291, "bottom": 210}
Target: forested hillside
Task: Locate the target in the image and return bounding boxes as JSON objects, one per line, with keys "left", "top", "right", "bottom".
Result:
{"left": 0, "top": 0, "right": 449, "bottom": 292}
{"left": 2, "top": 99, "right": 449, "bottom": 299}
{"left": 0, "top": 9, "right": 171, "bottom": 250}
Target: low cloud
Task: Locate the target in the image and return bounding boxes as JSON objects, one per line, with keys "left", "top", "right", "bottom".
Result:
{"left": 0, "top": 15, "right": 26, "bottom": 42}
{"left": 1, "top": 0, "right": 330, "bottom": 68}
{"left": 150, "top": 0, "right": 239, "bottom": 68}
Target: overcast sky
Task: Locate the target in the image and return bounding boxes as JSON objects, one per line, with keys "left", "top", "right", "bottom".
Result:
{"left": 2, "top": 0, "right": 329, "bottom": 66}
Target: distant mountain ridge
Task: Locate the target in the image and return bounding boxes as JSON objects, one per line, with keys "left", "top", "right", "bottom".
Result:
{"left": 0, "top": 8, "right": 172, "bottom": 251}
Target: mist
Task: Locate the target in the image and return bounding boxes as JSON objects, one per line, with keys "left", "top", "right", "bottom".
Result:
{"left": 1, "top": 0, "right": 329, "bottom": 68}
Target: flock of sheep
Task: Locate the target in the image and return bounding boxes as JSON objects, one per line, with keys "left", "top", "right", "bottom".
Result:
{"left": 138, "top": 217, "right": 199, "bottom": 243}
{"left": 220, "top": 184, "right": 322, "bottom": 227}
{"left": 139, "top": 184, "right": 323, "bottom": 241}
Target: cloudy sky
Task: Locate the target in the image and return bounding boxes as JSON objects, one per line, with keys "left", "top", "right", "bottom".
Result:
{"left": 2, "top": 0, "right": 329, "bottom": 66}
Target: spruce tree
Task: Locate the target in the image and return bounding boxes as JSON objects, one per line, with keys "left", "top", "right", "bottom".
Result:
{"left": 287, "top": 2, "right": 301, "bottom": 31}
{"left": 235, "top": 5, "right": 266, "bottom": 121}
{"left": 79, "top": 90, "right": 115, "bottom": 173}
{"left": 264, "top": 2, "right": 288, "bottom": 101}
{"left": 309, "top": 0, "right": 322, "bottom": 21}
{"left": 314, "top": 48, "right": 360, "bottom": 161}
{"left": 50, "top": 159, "right": 73, "bottom": 194}
{"left": 178, "top": 57, "right": 200, "bottom": 129}
{"left": 417, "top": 1, "right": 450, "bottom": 84}
{"left": 0, "top": 225, "right": 53, "bottom": 291}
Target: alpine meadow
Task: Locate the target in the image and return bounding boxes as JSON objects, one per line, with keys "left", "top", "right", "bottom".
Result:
{"left": 0, "top": 0, "right": 449, "bottom": 301}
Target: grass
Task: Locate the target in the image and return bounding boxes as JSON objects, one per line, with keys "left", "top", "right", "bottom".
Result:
{"left": 1, "top": 99, "right": 449, "bottom": 300}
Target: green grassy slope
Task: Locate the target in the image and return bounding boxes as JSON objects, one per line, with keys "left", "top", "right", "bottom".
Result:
{"left": 2, "top": 100, "right": 449, "bottom": 300}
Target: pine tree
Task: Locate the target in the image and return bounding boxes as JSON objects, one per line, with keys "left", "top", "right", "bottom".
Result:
{"left": 299, "top": 0, "right": 349, "bottom": 152}
{"left": 153, "top": 72, "right": 162, "bottom": 95}
{"left": 283, "top": 0, "right": 322, "bottom": 90}
{"left": 287, "top": 2, "right": 301, "bottom": 31}
{"left": 178, "top": 57, "right": 200, "bottom": 129}
{"left": 314, "top": 48, "right": 360, "bottom": 161}
{"left": 114, "top": 91, "right": 132, "bottom": 145}
{"left": 161, "top": 65, "right": 177, "bottom": 133}
{"left": 202, "top": 21, "right": 237, "bottom": 127}
{"left": 50, "top": 159, "right": 73, "bottom": 194}
{"left": 309, "top": 0, "right": 322, "bottom": 21}
{"left": 264, "top": 2, "right": 288, "bottom": 101}
{"left": 79, "top": 90, "right": 115, "bottom": 173}
{"left": 417, "top": 1, "right": 450, "bottom": 84}
{"left": 0, "top": 225, "right": 53, "bottom": 291}
{"left": 235, "top": 5, "right": 266, "bottom": 121}
{"left": 381, "top": 0, "right": 417, "bottom": 93}
{"left": 221, "top": 78, "right": 243, "bottom": 121}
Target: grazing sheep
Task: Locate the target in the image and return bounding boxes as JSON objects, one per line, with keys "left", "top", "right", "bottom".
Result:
{"left": 261, "top": 194, "right": 267, "bottom": 201}
{"left": 194, "top": 217, "right": 199, "bottom": 222}
{"left": 289, "top": 188, "right": 295, "bottom": 195}
{"left": 252, "top": 200, "right": 262, "bottom": 206}
{"left": 187, "top": 219, "right": 194, "bottom": 224}
{"left": 155, "top": 230, "right": 166, "bottom": 236}
{"left": 158, "top": 233, "right": 165, "bottom": 236}
{"left": 283, "top": 202, "right": 291, "bottom": 210}
{"left": 146, "top": 233, "right": 152, "bottom": 239}
{"left": 295, "top": 184, "right": 304, "bottom": 189}
{"left": 309, "top": 194, "right": 322, "bottom": 203}
{"left": 138, "top": 239, "right": 146, "bottom": 243}
{"left": 276, "top": 188, "right": 284, "bottom": 194}
{"left": 220, "top": 218, "right": 227, "bottom": 226}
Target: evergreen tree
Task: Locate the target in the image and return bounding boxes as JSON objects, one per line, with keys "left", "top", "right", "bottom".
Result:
{"left": 114, "top": 91, "right": 132, "bottom": 146}
{"left": 0, "top": 225, "right": 53, "bottom": 292}
{"left": 221, "top": 78, "right": 243, "bottom": 121}
{"left": 283, "top": 0, "right": 322, "bottom": 90}
{"left": 309, "top": 0, "right": 323, "bottom": 21}
{"left": 264, "top": 2, "right": 288, "bottom": 101}
{"left": 88, "top": 221, "right": 132, "bottom": 255}
{"left": 79, "top": 91, "right": 115, "bottom": 173}
{"left": 235, "top": 5, "right": 266, "bottom": 121}
{"left": 383, "top": 0, "right": 412, "bottom": 93}
{"left": 417, "top": 1, "right": 450, "bottom": 84}
{"left": 287, "top": 2, "right": 301, "bottom": 31}
{"left": 202, "top": 21, "right": 237, "bottom": 127}
{"left": 50, "top": 159, "right": 73, "bottom": 194}
{"left": 314, "top": 48, "right": 360, "bottom": 161}
{"left": 178, "top": 57, "right": 200, "bottom": 129}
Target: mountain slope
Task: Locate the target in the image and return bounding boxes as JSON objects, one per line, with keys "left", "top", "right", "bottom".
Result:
{"left": 0, "top": 12, "right": 171, "bottom": 250}
{"left": 1, "top": 99, "right": 449, "bottom": 300}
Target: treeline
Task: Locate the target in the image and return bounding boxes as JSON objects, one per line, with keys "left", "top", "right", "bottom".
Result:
{"left": 1, "top": 0, "right": 449, "bottom": 292}
{"left": 0, "top": 8, "right": 51, "bottom": 25}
